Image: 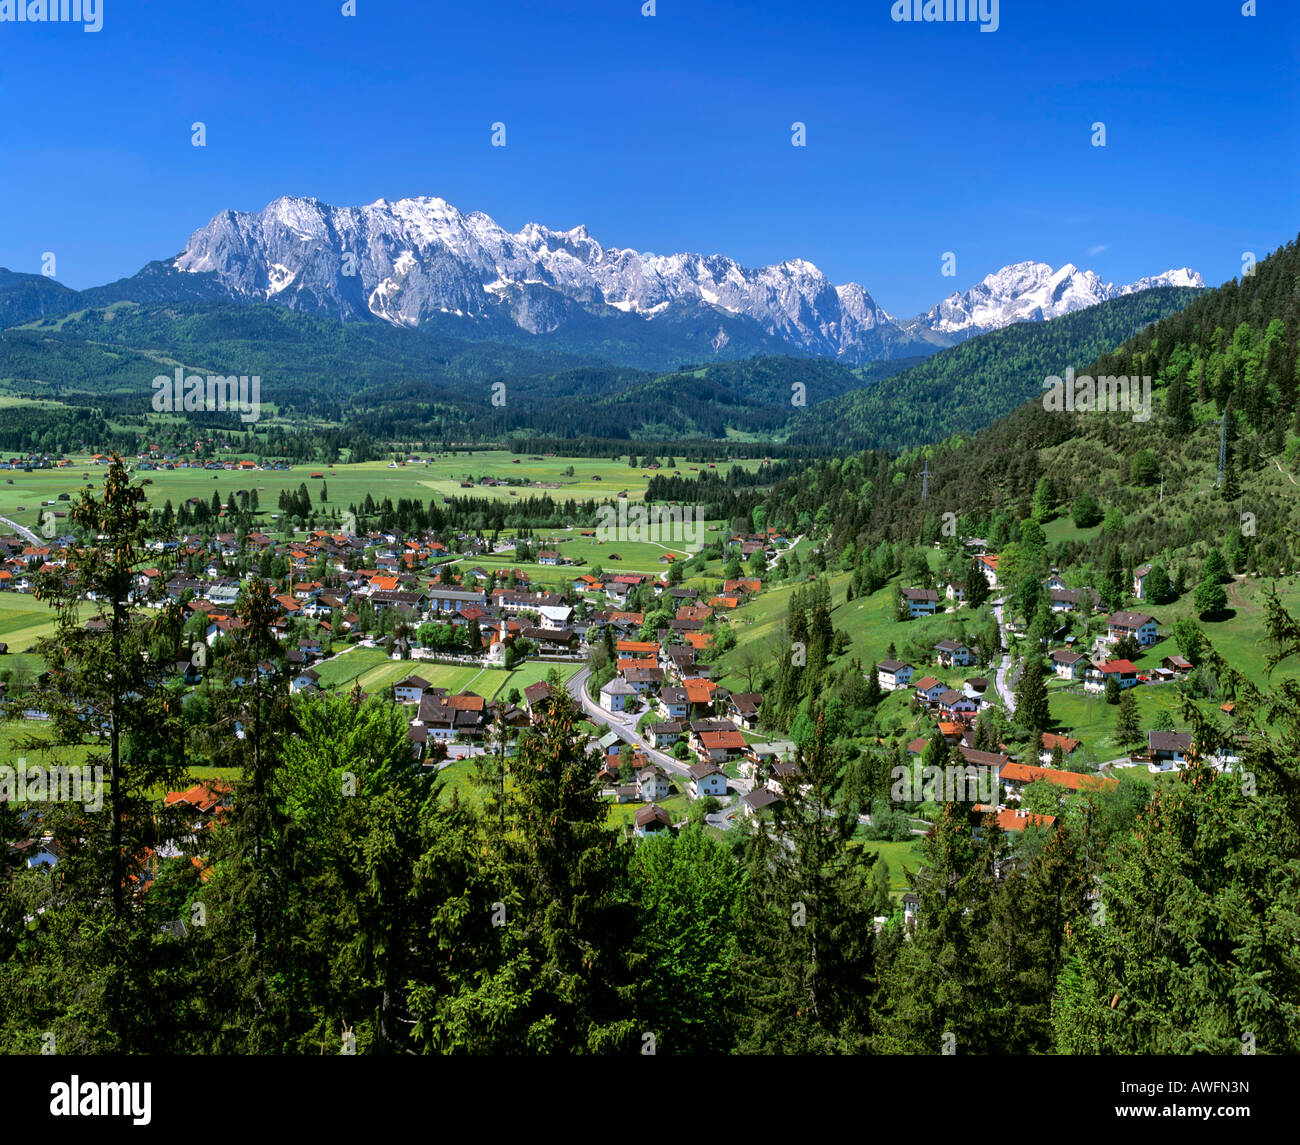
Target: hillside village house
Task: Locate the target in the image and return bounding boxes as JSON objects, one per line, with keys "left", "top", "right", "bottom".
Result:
{"left": 645, "top": 720, "right": 683, "bottom": 749}
{"left": 1049, "top": 587, "right": 1100, "bottom": 614}
{"left": 1084, "top": 659, "right": 1140, "bottom": 692}
{"left": 1148, "top": 730, "right": 1193, "bottom": 769}
{"left": 695, "top": 728, "right": 746, "bottom": 763}
{"left": 934, "top": 640, "right": 974, "bottom": 668}
{"left": 1000, "top": 759, "right": 1113, "bottom": 796}
{"left": 1133, "top": 563, "right": 1152, "bottom": 600}
{"left": 877, "top": 659, "right": 914, "bottom": 691}
{"left": 393, "top": 675, "right": 430, "bottom": 705}
{"left": 637, "top": 765, "right": 673, "bottom": 802}
{"left": 1106, "top": 610, "right": 1158, "bottom": 646}
{"left": 913, "top": 676, "right": 947, "bottom": 706}
{"left": 1049, "top": 649, "right": 1089, "bottom": 680}
{"left": 975, "top": 553, "right": 1001, "bottom": 589}
{"left": 687, "top": 762, "right": 728, "bottom": 799}
{"left": 901, "top": 587, "right": 939, "bottom": 618}
{"left": 599, "top": 677, "right": 637, "bottom": 713}
{"left": 634, "top": 804, "right": 672, "bottom": 838}
{"left": 1037, "top": 732, "right": 1083, "bottom": 765}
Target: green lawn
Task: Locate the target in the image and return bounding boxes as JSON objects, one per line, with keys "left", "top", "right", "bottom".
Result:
{"left": 851, "top": 836, "right": 927, "bottom": 895}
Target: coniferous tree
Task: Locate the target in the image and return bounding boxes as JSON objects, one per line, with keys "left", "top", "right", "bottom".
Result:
{"left": 1015, "top": 658, "right": 1050, "bottom": 735}
{"left": 734, "top": 708, "right": 878, "bottom": 1053}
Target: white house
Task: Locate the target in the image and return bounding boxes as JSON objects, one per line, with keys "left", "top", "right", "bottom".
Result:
{"left": 634, "top": 803, "right": 672, "bottom": 837}
{"left": 1049, "top": 650, "right": 1088, "bottom": 680}
{"left": 393, "top": 675, "right": 430, "bottom": 705}
{"left": 877, "top": 659, "right": 914, "bottom": 691}
{"left": 1133, "top": 564, "right": 1152, "bottom": 600}
{"left": 1106, "top": 610, "right": 1158, "bottom": 646}
{"left": 637, "top": 765, "right": 672, "bottom": 801}
{"left": 901, "top": 587, "right": 939, "bottom": 618}
{"left": 537, "top": 604, "right": 573, "bottom": 631}
{"left": 934, "top": 640, "right": 974, "bottom": 668}
{"left": 599, "top": 677, "right": 637, "bottom": 713}
{"left": 687, "top": 762, "right": 728, "bottom": 799}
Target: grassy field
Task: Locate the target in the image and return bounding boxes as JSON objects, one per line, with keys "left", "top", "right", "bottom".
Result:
{"left": 604, "top": 792, "right": 691, "bottom": 832}
{"left": 0, "top": 453, "right": 766, "bottom": 545}
{"left": 851, "top": 836, "right": 927, "bottom": 895}
{"left": 312, "top": 647, "right": 578, "bottom": 702}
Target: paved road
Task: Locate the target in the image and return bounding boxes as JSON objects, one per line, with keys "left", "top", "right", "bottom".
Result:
{"left": 0, "top": 515, "right": 41, "bottom": 545}
{"left": 566, "top": 667, "right": 752, "bottom": 823}
{"left": 991, "top": 598, "right": 1017, "bottom": 714}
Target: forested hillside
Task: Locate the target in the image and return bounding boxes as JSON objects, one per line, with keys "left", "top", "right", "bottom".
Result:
{"left": 789, "top": 285, "right": 1204, "bottom": 451}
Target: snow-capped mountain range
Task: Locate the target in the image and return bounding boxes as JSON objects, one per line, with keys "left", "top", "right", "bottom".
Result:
{"left": 157, "top": 194, "right": 1201, "bottom": 362}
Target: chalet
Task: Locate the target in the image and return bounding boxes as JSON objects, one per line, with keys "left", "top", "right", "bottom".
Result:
{"left": 726, "top": 692, "right": 763, "bottom": 729}
{"left": 901, "top": 587, "right": 939, "bottom": 618}
{"left": 1148, "top": 730, "right": 1193, "bottom": 769}
{"left": 1049, "top": 587, "right": 1100, "bottom": 613}
{"left": 645, "top": 720, "right": 684, "bottom": 749}
{"left": 1084, "top": 659, "right": 1140, "bottom": 692}
{"left": 1162, "top": 654, "right": 1193, "bottom": 674}
{"left": 623, "top": 666, "right": 664, "bottom": 694}
{"left": 944, "top": 580, "right": 965, "bottom": 603}
{"left": 658, "top": 686, "right": 689, "bottom": 721}
{"left": 518, "top": 626, "right": 578, "bottom": 654}
{"left": 290, "top": 668, "right": 321, "bottom": 694}
{"left": 993, "top": 808, "right": 1057, "bottom": 833}
{"left": 428, "top": 588, "right": 488, "bottom": 613}
{"left": 634, "top": 803, "right": 673, "bottom": 837}
{"left": 937, "top": 690, "right": 979, "bottom": 722}
{"left": 637, "top": 765, "right": 673, "bottom": 802}
{"left": 415, "top": 692, "right": 488, "bottom": 741}
{"left": 766, "top": 758, "right": 803, "bottom": 793}
{"left": 1049, "top": 649, "right": 1089, "bottom": 680}
{"left": 687, "top": 762, "right": 728, "bottom": 799}
{"left": 913, "top": 676, "right": 947, "bottom": 706}
{"left": 536, "top": 550, "right": 563, "bottom": 566}
{"left": 599, "top": 677, "right": 637, "bottom": 713}
{"left": 523, "top": 680, "right": 553, "bottom": 718}
{"left": 975, "top": 553, "right": 1001, "bottom": 589}
{"left": 537, "top": 604, "right": 574, "bottom": 630}
{"left": 1106, "top": 610, "right": 1158, "bottom": 646}
{"left": 393, "top": 675, "right": 431, "bottom": 705}
{"left": 1038, "top": 732, "right": 1083, "bottom": 765}
{"left": 1001, "top": 760, "right": 1113, "bottom": 795}
{"left": 934, "top": 640, "right": 974, "bottom": 668}
{"left": 877, "top": 659, "right": 914, "bottom": 691}
{"left": 742, "top": 787, "right": 782, "bottom": 817}
{"left": 956, "top": 745, "right": 1012, "bottom": 786}
{"left": 696, "top": 729, "right": 746, "bottom": 763}
{"left": 1133, "top": 563, "right": 1152, "bottom": 600}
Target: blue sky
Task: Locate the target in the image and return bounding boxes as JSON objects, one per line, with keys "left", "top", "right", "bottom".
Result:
{"left": 1, "top": 0, "right": 1296, "bottom": 317}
